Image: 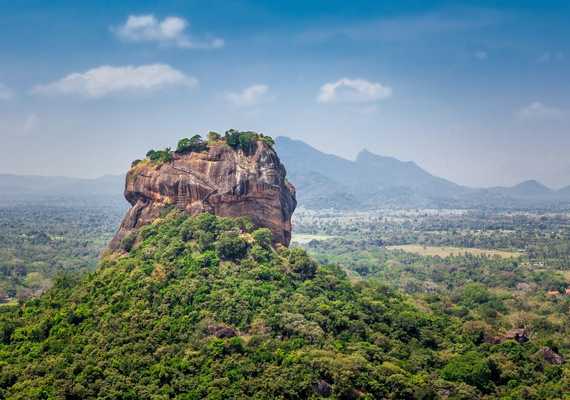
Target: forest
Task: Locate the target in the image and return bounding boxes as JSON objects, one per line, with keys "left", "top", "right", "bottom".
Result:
{"left": 0, "top": 209, "right": 569, "bottom": 399}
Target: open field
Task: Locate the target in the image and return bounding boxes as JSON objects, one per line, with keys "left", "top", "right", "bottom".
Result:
{"left": 386, "top": 244, "right": 522, "bottom": 259}
{"left": 291, "top": 233, "right": 336, "bottom": 244}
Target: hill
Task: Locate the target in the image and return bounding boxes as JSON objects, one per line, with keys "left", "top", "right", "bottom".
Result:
{"left": 275, "top": 137, "right": 570, "bottom": 210}
{"left": 2, "top": 211, "right": 567, "bottom": 399}
{"left": 276, "top": 137, "right": 466, "bottom": 209}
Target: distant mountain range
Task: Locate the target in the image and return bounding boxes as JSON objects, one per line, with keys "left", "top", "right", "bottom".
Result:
{"left": 275, "top": 136, "right": 570, "bottom": 210}
{"left": 1, "top": 138, "right": 569, "bottom": 210}
{"left": 0, "top": 174, "right": 125, "bottom": 206}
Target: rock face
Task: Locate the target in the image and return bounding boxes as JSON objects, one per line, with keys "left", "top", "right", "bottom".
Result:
{"left": 536, "top": 347, "right": 565, "bottom": 365}
{"left": 109, "top": 140, "right": 296, "bottom": 249}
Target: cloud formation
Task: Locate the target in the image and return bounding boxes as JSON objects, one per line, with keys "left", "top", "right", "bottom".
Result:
{"left": 32, "top": 64, "right": 197, "bottom": 99}
{"left": 0, "top": 83, "right": 13, "bottom": 100}
{"left": 517, "top": 101, "right": 565, "bottom": 121}
{"left": 225, "top": 84, "right": 270, "bottom": 107}
{"left": 114, "top": 15, "right": 224, "bottom": 49}
{"left": 317, "top": 78, "right": 392, "bottom": 104}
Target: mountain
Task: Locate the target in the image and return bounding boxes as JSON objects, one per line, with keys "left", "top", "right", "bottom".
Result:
{"left": 558, "top": 185, "right": 570, "bottom": 196}
{"left": 276, "top": 137, "right": 468, "bottom": 209}
{"left": 482, "top": 180, "right": 553, "bottom": 199}
{"left": 0, "top": 174, "right": 124, "bottom": 204}
{"left": 276, "top": 137, "right": 570, "bottom": 210}
{"left": 354, "top": 149, "right": 464, "bottom": 197}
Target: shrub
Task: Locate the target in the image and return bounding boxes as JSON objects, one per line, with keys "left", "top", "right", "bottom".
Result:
{"left": 252, "top": 228, "right": 273, "bottom": 249}
{"left": 121, "top": 233, "right": 137, "bottom": 252}
{"left": 441, "top": 351, "right": 493, "bottom": 391}
{"left": 146, "top": 148, "right": 173, "bottom": 163}
{"left": 287, "top": 248, "right": 318, "bottom": 279}
{"left": 176, "top": 135, "right": 208, "bottom": 154}
{"left": 216, "top": 232, "right": 249, "bottom": 261}
{"left": 207, "top": 131, "right": 221, "bottom": 143}
{"left": 238, "top": 131, "right": 258, "bottom": 154}
{"left": 225, "top": 129, "right": 240, "bottom": 148}
{"left": 260, "top": 135, "right": 275, "bottom": 147}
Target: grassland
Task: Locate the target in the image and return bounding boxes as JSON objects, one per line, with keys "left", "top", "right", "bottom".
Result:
{"left": 386, "top": 244, "right": 522, "bottom": 259}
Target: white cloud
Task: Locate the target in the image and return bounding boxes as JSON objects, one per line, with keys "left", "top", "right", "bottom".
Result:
{"left": 225, "top": 84, "right": 270, "bottom": 107}
{"left": 517, "top": 102, "right": 565, "bottom": 121}
{"left": 317, "top": 78, "right": 392, "bottom": 104}
{"left": 114, "top": 14, "right": 224, "bottom": 49}
{"left": 474, "top": 50, "right": 488, "bottom": 60}
{"left": 0, "top": 83, "right": 13, "bottom": 100}
{"left": 32, "top": 64, "right": 197, "bottom": 99}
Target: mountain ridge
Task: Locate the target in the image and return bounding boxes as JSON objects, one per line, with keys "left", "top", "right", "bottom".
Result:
{"left": 2, "top": 137, "right": 569, "bottom": 210}
{"left": 275, "top": 136, "right": 570, "bottom": 209}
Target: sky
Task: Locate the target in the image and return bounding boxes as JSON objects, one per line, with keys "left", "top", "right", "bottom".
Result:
{"left": 1, "top": 0, "right": 569, "bottom": 188}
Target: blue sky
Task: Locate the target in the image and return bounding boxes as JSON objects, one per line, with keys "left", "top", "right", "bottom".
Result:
{"left": 1, "top": 0, "right": 569, "bottom": 187}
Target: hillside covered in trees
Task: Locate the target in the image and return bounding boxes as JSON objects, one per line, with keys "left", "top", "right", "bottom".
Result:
{"left": 0, "top": 211, "right": 568, "bottom": 399}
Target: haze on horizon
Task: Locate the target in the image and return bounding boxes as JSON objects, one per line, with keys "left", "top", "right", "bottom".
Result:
{"left": 0, "top": 0, "right": 569, "bottom": 188}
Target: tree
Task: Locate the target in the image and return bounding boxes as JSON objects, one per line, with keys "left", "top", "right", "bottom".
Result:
{"left": 287, "top": 248, "right": 318, "bottom": 279}
{"left": 207, "top": 131, "right": 221, "bottom": 143}
{"left": 176, "top": 135, "right": 207, "bottom": 154}
{"left": 252, "top": 228, "right": 273, "bottom": 249}
{"left": 441, "top": 351, "right": 493, "bottom": 391}
{"left": 224, "top": 129, "right": 240, "bottom": 148}
{"left": 238, "top": 131, "right": 258, "bottom": 154}
{"left": 216, "top": 232, "right": 248, "bottom": 261}
{"left": 146, "top": 148, "right": 173, "bottom": 163}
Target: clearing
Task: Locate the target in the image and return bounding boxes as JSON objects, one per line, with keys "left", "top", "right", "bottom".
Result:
{"left": 386, "top": 244, "right": 521, "bottom": 259}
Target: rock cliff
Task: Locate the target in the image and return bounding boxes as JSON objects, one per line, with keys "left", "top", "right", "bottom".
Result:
{"left": 109, "top": 138, "right": 296, "bottom": 249}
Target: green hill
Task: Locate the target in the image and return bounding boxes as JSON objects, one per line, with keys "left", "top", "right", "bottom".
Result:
{"left": 0, "top": 212, "right": 567, "bottom": 399}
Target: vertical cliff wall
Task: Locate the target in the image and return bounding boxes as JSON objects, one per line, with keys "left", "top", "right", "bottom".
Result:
{"left": 109, "top": 140, "right": 296, "bottom": 250}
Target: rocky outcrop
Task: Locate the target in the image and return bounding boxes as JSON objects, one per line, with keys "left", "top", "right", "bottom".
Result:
{"left": 109, "top": 140, "right": 296, "bottom": 249}
{"left": 501, "top": 328, "right": 529, "bottom": 343}
{"left": 535, "top": 347, "right": 565, "bottom": 365}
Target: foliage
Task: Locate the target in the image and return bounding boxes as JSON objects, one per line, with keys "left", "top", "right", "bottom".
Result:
{"left": 146, "top": 148, "right": 173, "bottom": 164}
{"left": 215, "top": 231, "right": 249, "bottom": 261}
{"left": 143, "top": 130, "right": 275, "bottom": 166}
{"left": 0, "top": 202, "right": 124, "bottom": 303}
{"left": 207, "top": 131, "right": 221, "bottom": 143}
{"left": 176, "top": 135, "right": 208, "bottom": 154}
{"left": 1, "top": 209, "right": 569, "bottom": 398}
{"left": 224, "top": 129, "right": 275, "bottom": 154}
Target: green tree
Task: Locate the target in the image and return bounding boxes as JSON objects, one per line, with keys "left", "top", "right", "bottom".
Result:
{"left": 441, "top": 351, "right": 493, "bottom": 391}
{"left": 216, "top": 232, "right": 248, "bottom": 261}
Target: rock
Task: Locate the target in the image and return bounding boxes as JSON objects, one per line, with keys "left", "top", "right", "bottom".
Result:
{"left": 314, "top": 380, "right": 332, "bottom": 397}
{"left": 536, "top": 347, "right": 565, "bottom": 365}
{"left": 109, "top": 140, "right": 296, "bottom": 249}
{"left": 516, "top": 282, "right": 531, "bottom": 292}
{"left": 502, "top": 328, "right": 529, "bottom": 343}
{"left": 207, "top": 324, "right": 237, "bottom": 338}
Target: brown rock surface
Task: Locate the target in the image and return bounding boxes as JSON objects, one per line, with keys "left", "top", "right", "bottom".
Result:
{"left": 109, "top": 140, "right": 296, "bottom": 249}
{"left": 536, "top": 347, "right": 565, "bottom": 365}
